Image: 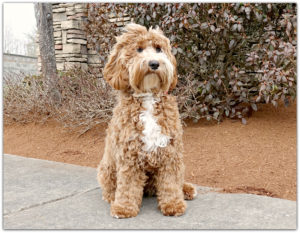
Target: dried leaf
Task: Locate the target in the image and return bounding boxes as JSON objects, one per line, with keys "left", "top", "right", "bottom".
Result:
{"left": 225, "top": 109, "right": 229, "bottom": 116}
{"left": 284, "top": 98, "right": 290, "bottom": 107}
{"left": 231, "top": 24, "right": 238, "bottom": 31}
{"left": 201, "top": 22, "right": 208, "bottom": 29}
{"left": 242, "top": 118, "right": 247, "bottom": 125}
{"left": 229, "top": 40, "right": 235, "bottom": 49}
{"left": 251, "top": 103, "right": 258, "bottom": 111}
{"left": 237, "top": 24, "right": 242, "bottom": 32}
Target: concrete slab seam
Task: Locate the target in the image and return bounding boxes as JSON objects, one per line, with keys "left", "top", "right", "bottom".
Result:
{"left": 4, "top": 187, "right": 100, "bottom": 217}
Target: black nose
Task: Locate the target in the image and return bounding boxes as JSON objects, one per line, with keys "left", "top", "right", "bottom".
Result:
{"left": 149, "top": 60, "right": 160, "bottom": 70}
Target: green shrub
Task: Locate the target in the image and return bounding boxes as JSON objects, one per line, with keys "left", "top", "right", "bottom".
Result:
{"left": 86, "top": 3, "right": 296, "bottom": 123}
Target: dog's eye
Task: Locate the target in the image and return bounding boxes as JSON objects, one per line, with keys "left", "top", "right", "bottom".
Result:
{"left": 156, "top": 47, "right": 162, "bottom": 53}
{"left": 137, "top": 47, "right": 143, "bottom": 53}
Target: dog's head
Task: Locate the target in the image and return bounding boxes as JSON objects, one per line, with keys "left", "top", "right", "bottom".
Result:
{"left": 103, "top": 23, "right": 177, "bottom": 94}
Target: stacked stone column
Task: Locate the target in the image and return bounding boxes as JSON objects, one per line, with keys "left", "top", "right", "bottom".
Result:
{"left": 37, "top": 3, "right": 131, "bottom": 73}
{"left": 51, "top": 3, "right": 89, "bottom": 71}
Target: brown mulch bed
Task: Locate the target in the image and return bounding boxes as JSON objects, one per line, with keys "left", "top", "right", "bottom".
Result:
{"left": 4, "top": 101, "right": 296, "bottom": 200}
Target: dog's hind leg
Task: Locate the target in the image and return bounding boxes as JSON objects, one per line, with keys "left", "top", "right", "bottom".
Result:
{"left": 143, "top": 173, "right": 197, "bottom": 200}
{"left": 183, "top": 182, "right": 197, "bottom": 200}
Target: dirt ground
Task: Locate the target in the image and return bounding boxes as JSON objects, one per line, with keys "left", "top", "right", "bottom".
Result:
{"left": 4, "top": 101, "right": 296, "bottom": 200}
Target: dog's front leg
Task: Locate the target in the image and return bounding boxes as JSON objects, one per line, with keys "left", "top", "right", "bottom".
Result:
{"left": 156, "top": 161, "right": 186, "bottom": 216}
{"left": 110, "top": 164, "right": 147, "bottom": 218}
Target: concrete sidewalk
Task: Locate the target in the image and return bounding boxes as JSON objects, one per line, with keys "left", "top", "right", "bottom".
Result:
{"left": 3, "top": 154, "right": 296, "bottom": 229}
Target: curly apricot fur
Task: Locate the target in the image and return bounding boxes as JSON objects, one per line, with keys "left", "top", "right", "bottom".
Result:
{"left": 97, "top": 23, "right": 196, "bottom": 218}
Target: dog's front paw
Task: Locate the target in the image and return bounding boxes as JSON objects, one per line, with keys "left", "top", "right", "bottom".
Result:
{"left": 183, "top": 182, "right": 197, "bottom": 200}
{"left": 159, "top": 199, "right": 186, "bottom": 217}
{"left": 110, "top": 202, "right": 139, "bottom": 219}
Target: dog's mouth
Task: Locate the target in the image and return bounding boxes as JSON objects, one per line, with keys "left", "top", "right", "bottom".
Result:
{"left": 138, "top": 72, "right": 161, "bottom": 93}
{"left": 129, "top": 59, "right": 171, "bottom": 94}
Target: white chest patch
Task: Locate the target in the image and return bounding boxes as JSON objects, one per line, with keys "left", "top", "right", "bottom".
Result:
{"left": 136, "top": 93, "right": 170, "bottom": 152}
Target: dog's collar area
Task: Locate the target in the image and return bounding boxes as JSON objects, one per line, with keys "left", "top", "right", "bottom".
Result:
{"left": 132, "top": 92, "right": 167, "bottom": 98}
{"left": 132, "top": 93, "right": 153, "bottom": 98}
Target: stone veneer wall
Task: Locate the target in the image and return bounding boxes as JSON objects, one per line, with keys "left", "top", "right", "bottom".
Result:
{"left": 37, "top": 3, "right": 131, "bottom": 73}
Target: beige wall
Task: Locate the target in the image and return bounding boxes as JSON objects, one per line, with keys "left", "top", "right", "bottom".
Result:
{"left": 3, "top": 53, "right": 38, "bottom": 75}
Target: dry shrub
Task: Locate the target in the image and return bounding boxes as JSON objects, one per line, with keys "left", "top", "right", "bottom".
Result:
{"left": 3, "top": 70, "right": 115, "bottom": 134}
{"left": 3, "top": 72, "right": 52, "bottom": 123}
{"left": 54, "top": 70, "right": 114, "bottom": 133}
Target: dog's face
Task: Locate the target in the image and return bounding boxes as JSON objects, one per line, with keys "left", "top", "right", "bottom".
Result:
{"left": 103, "top": 23, "right": 177, "bottom": 94}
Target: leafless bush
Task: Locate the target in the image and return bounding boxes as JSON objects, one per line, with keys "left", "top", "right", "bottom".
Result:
{"left": 3, "top": 70, "right": 115, "bottom": 134}
{"left": 54, "top": 70, "right": 115, "bottom": 133}
{"left": 3, "top": 73, "right": 53, "bottom": 123}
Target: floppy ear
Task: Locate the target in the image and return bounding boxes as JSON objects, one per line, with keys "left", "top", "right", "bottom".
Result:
{"left": 103, "top": 43, "right": 129, "bottom": 90}
{"left": 103, "top": 24, "right": 147, "bottom": 90}
{"left": 169, "top": 53, "right": 178, "bottom": 91}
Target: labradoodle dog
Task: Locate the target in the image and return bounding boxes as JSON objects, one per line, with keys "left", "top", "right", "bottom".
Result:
{"left": 97, "top": 23, "right": 197, "bottom": 219}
